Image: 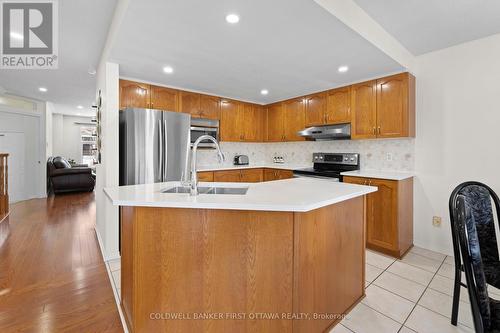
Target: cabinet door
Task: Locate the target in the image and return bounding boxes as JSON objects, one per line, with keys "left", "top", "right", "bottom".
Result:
{"left": 119, "top": 80, "right": 150, "bottom": 109}
{"left": 263, "top": 169, "right": 278, "bottom": 182}
{"left": 277, "top": 170, "right": 294, "bottom": 180}
{"left": 351, "top": 80, "right": 377, "bottom": 139}
{"left": 179, "top": 91, "right": 201, "bottom": 116}
{"left": 199, "top": 95, "right": 220, "bottom": 120}
{"left": 283, "top": 98, "right": 305, "bottom": 141}
{"left": 220, "top": 100, "right": 243, "bottom": 141}
{"left": 242, "top": 104, "right": 265, "bottom": 142}
{"left": 376, "top": 73, "right": 410, "bottom": 138}
{"left": 213, "top": 170, "right": 242, "bottom": 182}
{"left": 240, "top": 169, "right": 263, "bottom": 183}
{"left": 266, "top": 103, "right": 284, "bottom": 142}
{"left": 197, "top": 171, "right": 214, "bottom": 182}
{"left": 150, "top": 85, "right": 178, "bottom": 111}
{"left": 367, "top": 178, "right": 398, "bottom": 251}
{"left": 304, "top": 93, "right": 326, "bottom": 127}
{"left": 326, "top": 86, "right": 351, "bottom": 124}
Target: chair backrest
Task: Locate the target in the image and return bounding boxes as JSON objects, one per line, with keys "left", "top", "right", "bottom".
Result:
{"left": 449, "top": 182, "right": 500, "bottom": 271}
{"left": 456, "top": 195, "right": 491, "bottom": 332}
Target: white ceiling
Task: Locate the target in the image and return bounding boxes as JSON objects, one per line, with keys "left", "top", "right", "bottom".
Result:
{"left": 110, "top": 0, "right": 404, "bottom": 104}
{"left": 0, "top": 0, "right": 117, "bottom": 114}
{"left": 353, "top": 0, "right": 500, "bottom": 56}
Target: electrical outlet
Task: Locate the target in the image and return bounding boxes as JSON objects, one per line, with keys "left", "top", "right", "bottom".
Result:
{"left": 386, "top": 153, "right": 393, "bottom": 161}
{"left": 432, "top": 216, "right": 442, "bottom": 227}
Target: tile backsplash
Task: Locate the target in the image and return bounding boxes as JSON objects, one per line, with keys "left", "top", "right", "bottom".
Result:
{"left": 197, "top": 138, "right": 415, "bottom": 171}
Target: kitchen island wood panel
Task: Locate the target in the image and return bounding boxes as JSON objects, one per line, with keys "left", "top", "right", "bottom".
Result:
{"left": 120, "top": 196, "right": 366, "bottom": 332}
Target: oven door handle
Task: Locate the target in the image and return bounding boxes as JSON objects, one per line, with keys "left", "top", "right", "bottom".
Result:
{"left": 190, "top": 126, "right": 217, "bottom": 132}
{"left": 293, "top": 174, "right": 340, "bottom": 181}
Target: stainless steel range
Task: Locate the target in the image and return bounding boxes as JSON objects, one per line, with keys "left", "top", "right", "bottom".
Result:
{"left": 293, "top": 153, "right": 360, "bottom": 182}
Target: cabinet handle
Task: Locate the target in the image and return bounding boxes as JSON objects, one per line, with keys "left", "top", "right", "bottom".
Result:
{"left": 368, "top": 180, "right": 372, "bottom": 186}
{"left": 363, "top": 179, "right": 368, "bottom": 185}
{"left": 377, "top": 126, "right": 381, "bottom": 135}
{"left": 372, "top": 127, "right": 376, "bottom": 135}
{"left": 151, "top": 102, "right": 154, "bottom": 108}
{"left": 324, "top": 114, "right": 327, "bottom": 123}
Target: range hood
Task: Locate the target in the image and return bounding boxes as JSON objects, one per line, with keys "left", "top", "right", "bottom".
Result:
{"left": 297, "top": 123, "right": 351, "bottom": 140}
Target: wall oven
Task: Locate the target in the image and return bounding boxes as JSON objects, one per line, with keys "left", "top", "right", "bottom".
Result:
{"left": 190, "top": 118, "right": 219, "bottom": 149}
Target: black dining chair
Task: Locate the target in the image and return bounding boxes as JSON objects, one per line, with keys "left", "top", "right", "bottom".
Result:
{"left": 455, "top": 195, "right": 500, "bottom": 332}
{"left": 449, "top": 181, "right": 500, "bottom": 326}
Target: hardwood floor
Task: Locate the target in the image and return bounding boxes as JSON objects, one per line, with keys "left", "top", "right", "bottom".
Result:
{"left": 0, "top": 193, "right": 123, "bottom": 332}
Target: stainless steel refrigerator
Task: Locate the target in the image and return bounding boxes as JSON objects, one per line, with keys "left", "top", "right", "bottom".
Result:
{"left": 119, "top": 108, "right": 191, "bottom": 186}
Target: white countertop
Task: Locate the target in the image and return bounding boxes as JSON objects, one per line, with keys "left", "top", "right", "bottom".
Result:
{"left": 104, "top": 178, "right": 377, "bottom": 212}
{"left": 341, "top": 170, "right": 414, "bottom": 181}
{"left": 197, "top": 163, "right": 310, "bottom": 172}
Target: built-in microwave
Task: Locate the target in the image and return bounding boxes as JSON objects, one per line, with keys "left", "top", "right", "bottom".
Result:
{"left": 190, "top": 118, "right": 219, "bottom": 149}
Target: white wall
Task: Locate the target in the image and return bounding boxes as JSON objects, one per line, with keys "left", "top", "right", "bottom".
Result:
{"left": 95, "top": 61, "right": 120, "bottom": 261}
{"left": 413, "top": 33, "right": 500, "bottom": 255}
{"left": 51, "top": 114, "right": 95, "bottom": 163}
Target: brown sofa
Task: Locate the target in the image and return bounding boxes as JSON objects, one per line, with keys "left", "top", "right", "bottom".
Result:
{"left": 47, "top": 157, "right": 95, "bottom": 194}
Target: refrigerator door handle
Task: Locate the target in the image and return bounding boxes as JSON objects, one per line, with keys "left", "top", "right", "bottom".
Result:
{"left": 158, "top": 119, "right": 164, "bottom": 182}
{"left": 163, "top": 120, "right": 168, "bottom": 181}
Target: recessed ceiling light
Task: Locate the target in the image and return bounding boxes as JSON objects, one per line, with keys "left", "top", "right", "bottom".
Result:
{"left": 260, "top": 89, "right": 269, "bottom": 95}
{"left": 225, "top": 14, "right": 240, "bottom": 24}
{"left": 338, "top": 65, "right": 349, "bottom": 73}
{"left": 39, "top": 87, "right": 48, "bottom": 92}
{"left": 163, "top": 66, "right": 174, "bottom": 74}
{"left": 77, "top": 105, "right": 83, "bottom": 109}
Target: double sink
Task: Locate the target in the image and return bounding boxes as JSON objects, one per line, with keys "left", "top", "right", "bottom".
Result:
{"left": 162, "top": 186, "right": 249, "bottom": 195}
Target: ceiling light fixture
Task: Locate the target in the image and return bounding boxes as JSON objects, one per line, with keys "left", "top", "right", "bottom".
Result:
{"left": 77, "top": 105, "right": 83, "bottom": 109}
{"left": 260, "top": 89, "right": 269, "bottom": 95}
{"left": 39, "top": 87, "right": 48, "bottom": 92}
{"left": 338, "top": 65, "right": 349, "bottom": 73}
{"left": 225, "top": 14, "right": 240, "bottom": 24}
{"left": 163, "top": 66, "right": 174, "bottom": 74}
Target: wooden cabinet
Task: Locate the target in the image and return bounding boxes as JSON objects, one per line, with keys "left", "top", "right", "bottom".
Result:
{"left": 119, "top": 79, "right": 150, "bottom": 109}
{"left": 150, "top": 85, "right": 178, "bottom": 111}
{"left": 282, "top": 98, "right": 305, "bottom": 141}
{"left": 351, "top": 73, "right": 415, "bottom": 139}
{"left": 376, "top": 72, "right": 415, "bottom": 138}
{"left": 266, "top": 103, "right": 284, "bottom": 142}
{"left": 343, "top": 176, "right": 413, "bottom": 258}
{"left": 180, "top": 92, "right": 220, "bottom": 120}
{"left": 119, "top": 80, "right": 178, "bottom": 111}
{"left": 197, "top": 171, "right": 214, "bottom": 182}
{"left": 326, "top": 86, "right": 351, "bottom": 124}
{"left": 304, "top": 93, "right": 327, "bottom": 127}
{"left": 263, "top": 168, "right": 294, "bottom": 181}
{"left": 220, "top": 101, "right": 265, "bottom": 142}
{"left": 213, "top": 169, "right": 263, "bottom": 182}
{"left": 220, "top": 99, "right": 243, "bottom": 141}
{"left": 351, "top": 80, "right": 377, "bottom": 139}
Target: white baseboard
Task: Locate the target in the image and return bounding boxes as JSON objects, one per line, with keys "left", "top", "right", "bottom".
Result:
{"left": 94, "top": 226, "right": 121, "bottom": 262}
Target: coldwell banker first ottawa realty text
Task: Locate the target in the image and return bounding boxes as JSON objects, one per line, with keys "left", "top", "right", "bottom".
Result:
{"left": 1, "top": 0, "right": 58, "bottom": 69}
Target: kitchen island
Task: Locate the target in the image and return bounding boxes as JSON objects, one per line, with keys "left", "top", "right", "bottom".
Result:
{"left": 105, "top": 178, "right": 376, "bottom": 332}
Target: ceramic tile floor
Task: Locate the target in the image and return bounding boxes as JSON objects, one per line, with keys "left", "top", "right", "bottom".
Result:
{"left": 107, "top": 246, "right": 500, "bottom": 333}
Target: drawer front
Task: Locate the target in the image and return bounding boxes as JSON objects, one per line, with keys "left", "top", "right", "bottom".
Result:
{"left": 197, "top": 171, "right": 214, "bottom": 182}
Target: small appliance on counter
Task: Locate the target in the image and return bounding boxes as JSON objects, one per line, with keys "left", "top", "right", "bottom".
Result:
{"left": 293, "top": 153, "right": 359, "bottom": 182}
{"left": 233, "top": 154, "right": 249, "bottom": 165}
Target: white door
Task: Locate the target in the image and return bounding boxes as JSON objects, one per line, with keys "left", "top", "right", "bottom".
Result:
{"left": 0, "top": 132, "right": 26, "bottom": 203}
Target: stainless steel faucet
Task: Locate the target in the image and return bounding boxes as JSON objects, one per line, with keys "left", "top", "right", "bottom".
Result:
{"left": 190, "top": 135, "right": 225, "bottom": 196}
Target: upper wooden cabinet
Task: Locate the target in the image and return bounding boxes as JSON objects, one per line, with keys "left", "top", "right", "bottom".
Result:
{"left": 220, "top": 101, "right": 265, "bottom": 142}
{"left": 267, "top": 103, "right": 284, "bottom": 142}
{"left": 282, "top": 98, "right": 305, "bottom": 141}
{"left": 220, "top": 99, "right": 243, "bottom": 141}
{"left": 351, "top": 73, "right": 415, "bottom": 139}
{"left": 179, "top": 91, "right": 220, "bottom": 120}
{"left": 376, "top": 72, "right": 415, "bottom": 138}
{"left": 150, "top": 85, "right": 178, "bottom": 112}
{"left": 119, "top": 80, "right": 150, "bottom": 109}
{"left": 351, "top": 80, "right": 377, "bottom": 139}
{"left": 326, "top": 86, "right": 351, "bottom": 124}
{"left": 304, "top": 93, "right": 327, "bottom": 127}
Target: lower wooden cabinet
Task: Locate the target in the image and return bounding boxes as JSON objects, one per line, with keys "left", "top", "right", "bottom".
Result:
{"left": 343, "top": 176, "right": 413, "bottom": 258}
{"left": 197, "top": 171, "right": 214, "bottom": 182}
{"left": 263, "top": 168, "right": 294, "bottom": 181}
{"left": 213, "top": 168, "right": 263, "bottom": 183}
